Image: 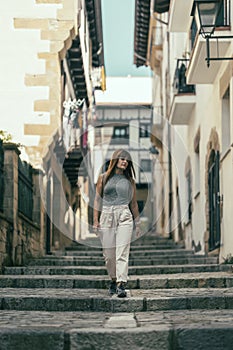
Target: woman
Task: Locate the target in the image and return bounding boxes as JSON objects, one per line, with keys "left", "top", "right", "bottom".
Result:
{"left": 93, "top": 149, "right": 141, "bottom": 298}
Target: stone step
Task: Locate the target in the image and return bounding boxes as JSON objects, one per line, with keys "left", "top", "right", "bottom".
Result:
{"left": 74, "top": 236, "right": 176, "bottom": 247}
{"left": 3, "top": 264, "right": 231, "bottom": 276}
{"left": 66, "top": 244, "right": 182, "bottom": 251}
{"left": 130, "top": 244, "right": 183, "bottom": 250}
{"left": 65, "top": 249, "right": 194, "bottom": 257}
{"left": 27, "top": 256, "right": 218, "bottom": 266}
{"left": 0, "top": 271, "right": 232, "bottom": 289}
{"left": 1, "top": 309, "right": 233, "bottom": 350}
{"left": 1, "top": 287, "right": 233, "bottom": 312}
{"left": 132, "top": 238, "right": 181, "bottom": 245}
{"left": 0, "top": 309, "right": 233, "bottom": 349}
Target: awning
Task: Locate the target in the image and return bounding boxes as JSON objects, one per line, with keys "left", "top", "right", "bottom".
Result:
{"left": 85, "top": 0, "right": 105, "bottom": 68}
{"left": 134, "top": 0, "right": 170, "bottom": 67}
{"left": 134, "top": 0, "right": 151, "bottom": 67}
{"left": 66, "top": 37, "right": 88, "bottom": 102}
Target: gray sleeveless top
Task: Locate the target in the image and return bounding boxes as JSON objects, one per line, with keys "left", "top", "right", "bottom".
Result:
{"left": 102, "top": 174, "right": 133, "bottom": 206}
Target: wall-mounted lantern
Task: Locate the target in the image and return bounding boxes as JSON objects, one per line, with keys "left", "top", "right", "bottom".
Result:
{"left": 193, "top": 0, "right": 233, "bottom": 67}
{"left": 195, "top": 0, "right": 221, "bottom": 36}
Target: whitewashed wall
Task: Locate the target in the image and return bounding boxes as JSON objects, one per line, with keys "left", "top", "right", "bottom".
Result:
{"left": 0, "top": 1, "right": 61, "bottom": 146}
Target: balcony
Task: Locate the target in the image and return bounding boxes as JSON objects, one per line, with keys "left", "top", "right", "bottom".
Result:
{"left": 186, "top": 0, "right": 232, "bottom": 84}
{"left": 186, "top": 34, "right": 232, "bottom": 84}
{"left": 170, "top": 59, "right": 196, "bottom": 125}
{"left": 169, "top": 0, "right": 193, "bottom": 33}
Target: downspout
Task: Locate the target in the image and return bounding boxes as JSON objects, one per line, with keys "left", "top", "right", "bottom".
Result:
{"left": 166, "top": 30, "right": 173, "bottom": 239}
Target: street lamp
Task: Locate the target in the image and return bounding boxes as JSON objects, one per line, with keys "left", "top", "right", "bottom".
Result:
{"left": 193, "top": 0, "right": 233, "bottom": 67}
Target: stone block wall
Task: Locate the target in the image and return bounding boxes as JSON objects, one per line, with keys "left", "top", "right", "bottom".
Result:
{"left": 0, "top": 214, "right": 13, "bottom": 269}
{"left": 0, "top": 143, "right": 44, "bottom": 269}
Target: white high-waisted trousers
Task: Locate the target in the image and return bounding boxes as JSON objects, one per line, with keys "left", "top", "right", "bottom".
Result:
{"left": 99, "top": 205, "right": 133, "bottom": 283}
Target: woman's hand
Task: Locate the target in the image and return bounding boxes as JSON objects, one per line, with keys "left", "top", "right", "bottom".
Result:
{"left": 135, "top": 222, "right": 141, "bottom": 238}
{"left": 93, "top": 222, "right": 100, "bottom": 235}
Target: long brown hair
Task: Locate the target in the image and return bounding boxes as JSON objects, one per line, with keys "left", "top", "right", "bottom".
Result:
{"left": 104, "top": 149, "right": 136, "bottom": 185}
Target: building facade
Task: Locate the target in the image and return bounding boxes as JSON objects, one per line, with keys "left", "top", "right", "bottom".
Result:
{"left": 134, "top": 0, "right": 233, "bottom": 261}
{"left": 0, "top": 0, "right": 105, "bottom": 254}
{"left": 93, "top": 102, "right": 153, "bottom": 232}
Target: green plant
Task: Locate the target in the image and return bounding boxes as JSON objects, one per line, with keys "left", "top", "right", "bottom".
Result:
{"left": 0, "top": 130, "right": 12, "bottom": 142}
{"left": 0, "top": 130, "right": 24, "bottom": 148}
{"left": 223, "top": 254, "right": 233, "bottom": 264}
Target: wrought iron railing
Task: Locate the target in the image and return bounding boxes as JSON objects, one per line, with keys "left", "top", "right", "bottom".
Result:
{"left": 18, "top": 159, "right": 33, "bottom": 220}
{"left": 173, "top": 59, "right": 195, "bottom": 95}
{"left": 0, "top": 140, "right": 4, "bottom": 212}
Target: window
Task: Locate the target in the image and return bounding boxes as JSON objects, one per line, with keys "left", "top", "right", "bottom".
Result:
{"left": 216, "top": 0, "right": 230, "bottom": 27}
{"left": 140, "top": 159, "right": 151, "bottom": 172}
{"left": 191, "top": 17, "right": 197, "bottom": 49}
{"left": 221, "top": 87, "right": 230, "bottom": 155}
{"left": 113, "top": 126, "right": 129, "bottom": 139}
{"left": 139, "top": 124, "right": 150, "bottom": 138}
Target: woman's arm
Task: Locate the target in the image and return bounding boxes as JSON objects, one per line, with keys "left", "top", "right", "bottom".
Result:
{"left": 93, "top": 174, "right": 104, "bottom": 231}
{"left": 129, "top": 180, "right": 140, "bottom": 226}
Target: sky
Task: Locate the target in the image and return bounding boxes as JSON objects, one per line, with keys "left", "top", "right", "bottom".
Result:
{"left": 101, "top": 0, "right": 151, "bottom": 77}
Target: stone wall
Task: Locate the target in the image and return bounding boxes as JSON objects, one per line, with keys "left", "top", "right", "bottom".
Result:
{"left": 0, "top": 142, "right": 75, "bottom": 269}
{"left": 0, "top": 143, "right": 44, "bottom": 269}
{"left": 0, "top": 214, "right": 13, "bottom": 269}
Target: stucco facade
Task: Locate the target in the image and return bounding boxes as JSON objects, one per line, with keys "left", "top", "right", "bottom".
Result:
{"left": 135, "top": 0, "right": 233, "bottom": 261}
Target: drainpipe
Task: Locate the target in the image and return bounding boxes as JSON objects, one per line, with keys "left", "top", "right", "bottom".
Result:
{"left": 168, "top": 121, "right": 173, "bottom": 239}
{"left": 167, "top": 31, "right": 173, "bottom": 239}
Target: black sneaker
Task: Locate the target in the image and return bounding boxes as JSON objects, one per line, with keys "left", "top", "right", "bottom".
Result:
{"left": 108, "top": 280, "right": 117, "bottom": 295}
{"left": 116, "top": 282, "right": 127, "bottom": 298}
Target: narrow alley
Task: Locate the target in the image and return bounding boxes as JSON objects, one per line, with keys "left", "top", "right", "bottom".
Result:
{"left": 1, "top": 0, "right": 233, "bottom": 349}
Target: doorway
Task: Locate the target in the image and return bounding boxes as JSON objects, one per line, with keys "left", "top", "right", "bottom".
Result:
{"left": 208, "top": 150, "right": 221, "bottom": 251}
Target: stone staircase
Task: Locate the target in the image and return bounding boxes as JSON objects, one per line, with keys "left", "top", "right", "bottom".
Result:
{"left": 0, "top": 233, "right": 233, "bottom": 349}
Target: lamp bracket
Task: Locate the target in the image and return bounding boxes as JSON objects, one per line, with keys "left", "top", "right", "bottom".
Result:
{"left": 207, "top": 35, "right": 233, "bottom": 40}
